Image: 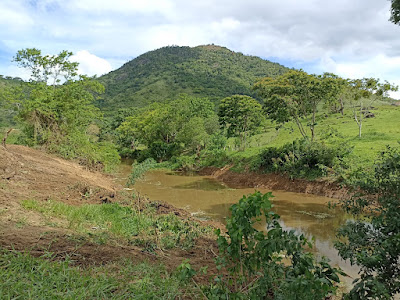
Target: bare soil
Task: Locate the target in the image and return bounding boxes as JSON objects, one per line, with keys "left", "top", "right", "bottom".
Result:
{"left": 199, "top": 166, "right": 349, "bottom": 200}
{"left": 0, "top": 145, "right": 219, "bottom": 283}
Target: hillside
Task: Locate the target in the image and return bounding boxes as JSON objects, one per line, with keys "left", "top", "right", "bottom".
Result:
{"left": 0, "top": 144, "right": 219, "bottom": 298}
{"left": 98, "top": 45, "right": 289, "bottom": 115}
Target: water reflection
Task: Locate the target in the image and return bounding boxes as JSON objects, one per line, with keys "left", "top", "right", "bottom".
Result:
{"left": 119, "top": 169, "right": 358, "bottom": 287}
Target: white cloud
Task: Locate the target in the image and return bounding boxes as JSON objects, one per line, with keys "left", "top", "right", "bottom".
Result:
{"left": 0, "top": 0, "right": 399, "bottom": 96}
{"left": 70, "top": 50, "right": 112, "bottom": 77}
{"left": 0, "top": 1, "right": 34, "bottom": 30}
{"left": 317, "top": 54, "right": 400, "bottom": 99}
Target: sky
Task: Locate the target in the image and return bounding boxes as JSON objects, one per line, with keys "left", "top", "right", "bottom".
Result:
{"left": 1, "top": 0, "right": 399, "bottom": 98}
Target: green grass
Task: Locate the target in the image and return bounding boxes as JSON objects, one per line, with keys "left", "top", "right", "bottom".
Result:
{"left": 21, "top": 199, "right": 212, "bottom": 251}
{"left": 0, "top": 249, "right": 197, "bottom": 299}
{"left": 225, "top": 105, "right": 400, "bottom": 172}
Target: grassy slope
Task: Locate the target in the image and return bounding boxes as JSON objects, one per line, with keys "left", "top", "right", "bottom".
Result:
{"left": 227, "top": 104, "right": 400, "bottom": 171}
{"left": 98, "top": 45, "right": 289, "bottom": 115}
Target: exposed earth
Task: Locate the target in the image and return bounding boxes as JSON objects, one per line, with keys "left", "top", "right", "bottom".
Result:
{"left": 0, "top": 145, "right": 220, "bottom": 284}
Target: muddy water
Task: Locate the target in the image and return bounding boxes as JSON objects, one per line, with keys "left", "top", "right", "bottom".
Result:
{"left": 116, "top": 166, "right": 358, "bottom": 287}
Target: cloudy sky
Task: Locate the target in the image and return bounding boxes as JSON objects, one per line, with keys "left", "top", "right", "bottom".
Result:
{"left": 1, "top": 0, "right": 399, "bottom": 98}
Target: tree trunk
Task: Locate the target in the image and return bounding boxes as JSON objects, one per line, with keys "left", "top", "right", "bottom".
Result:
{"left": 310, "top": 108, "right": 316, "bottom": 141}
{"left": 2, "top": 128, "right": 13, "bottom": 148}
{"left": 339, "top": 97, "right": 344, "bottom": 116}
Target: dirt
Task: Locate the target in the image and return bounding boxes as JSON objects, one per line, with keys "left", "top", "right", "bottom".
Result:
{"left": 0, "top": 145, "right": 220, "bottom": 283}
{"left": 199, "top": 166, "right": 349, "bottom": 200}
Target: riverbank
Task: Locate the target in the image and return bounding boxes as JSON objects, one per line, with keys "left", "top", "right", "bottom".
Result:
{"left": 199, "top": 166, "right": 349, "bottom": 200}
{"left": 0, "top": 145, "right": 220, "bottom": 298}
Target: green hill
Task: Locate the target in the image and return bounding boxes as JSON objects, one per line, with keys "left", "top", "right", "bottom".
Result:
{"left": 98, "top": 45, "right": 289, "bottom": 115}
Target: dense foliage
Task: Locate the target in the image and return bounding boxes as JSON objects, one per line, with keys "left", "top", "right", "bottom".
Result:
{"left": 255, "top": 139, "right": 352, "bottom": 179}
{"left": 336, "top": 145, "right": 400, "bottom": 299}
{"left": 98, "top": 45, "right": 289, "bottom": 116}
{"left": 6, "top": 48, "right": 120, "bottom": 171}
{"left": 0, "top": 76, "right": 23, "bottom": 127}
{"left": 218, "top": 95, "right": 265, "bottom": 150}
{"left": 207, "top": 191, "right": 343, "bottom": 299}
{"left": 117, "top": 95, "right": 219, "bottom": 161}
{"left": 390, "top": 0, "right": 400, "bottom": 24}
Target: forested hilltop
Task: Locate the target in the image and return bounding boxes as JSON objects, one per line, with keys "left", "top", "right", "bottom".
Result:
{"left": 98, "top": 45, "right": 289, "bottom": 115}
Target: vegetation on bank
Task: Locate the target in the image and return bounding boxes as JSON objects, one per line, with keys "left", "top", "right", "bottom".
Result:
{"left": 0, "top": 250, "right": 197, "bottom": 299}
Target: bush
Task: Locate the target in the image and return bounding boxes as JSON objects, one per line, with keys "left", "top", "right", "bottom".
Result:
{"left": 336, "top": 145, "right": 400, "bottom": 299}
{"left": 256, "top": 139, "right": 352, "bottom": 179}
{"left": 206, "top": 191, "right": 343, "bottom": 299}
{"left": 56, "top": 131, "right": 120, "bottom": 172}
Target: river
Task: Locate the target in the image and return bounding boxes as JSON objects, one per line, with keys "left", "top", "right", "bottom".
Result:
{"left": 116, "top": 164, "right": 359, "bottom": 289}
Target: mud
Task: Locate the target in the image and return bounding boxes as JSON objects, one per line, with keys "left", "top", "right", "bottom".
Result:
{"left": 199, "top": 166, "right": 349, "bottom": 200}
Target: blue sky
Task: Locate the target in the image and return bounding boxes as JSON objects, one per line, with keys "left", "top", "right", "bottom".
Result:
{"left": 1, "top": 0, "right": 399, "bottom": 98}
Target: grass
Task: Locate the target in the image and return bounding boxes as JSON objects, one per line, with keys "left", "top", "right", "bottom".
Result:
{"left": 21, "top": 199, "right": 212, "bottom": 251}
{"left": 223, "top": 105, "right": 400, "bottom": 173}
{"left": 0, "top": 249, "right": 198, "bottom": 299}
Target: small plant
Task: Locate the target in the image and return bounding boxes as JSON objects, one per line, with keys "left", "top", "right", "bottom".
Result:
{"left": 176, "top": 259, "right": 197, "bottom": 282}
{"left": 128, "top": 158, "right": 157, "bottom": 186}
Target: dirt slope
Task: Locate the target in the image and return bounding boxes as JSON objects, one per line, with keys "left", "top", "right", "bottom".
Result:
{"left": 0, "top": 145, "right": 219, "bottom": 279}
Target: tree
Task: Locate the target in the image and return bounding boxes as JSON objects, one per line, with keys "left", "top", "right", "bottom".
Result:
{"left": 218, "top": 95, "right": 264, "bottom": 150}
{"left": 117, "top": 95, "right": 219, "bottom": 160}
{"left": 336, "top": 145, "right": 400, "bottom": 299}
{"left": 9, "top": 48, "right": 119, "bottom": 171}
{"left": 390, "top": 0, "right": 400, "bottom": 25}
{"left": 254, "top": 70, "right": 341, "bottom": 141}
{"left": 345, "top": 78, "right": 397, "bottom": 138}
{"left": 12, "top": 48, "right": 104, "bottom": 146}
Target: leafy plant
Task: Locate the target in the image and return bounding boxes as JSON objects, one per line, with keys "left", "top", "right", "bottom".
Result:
{"left": 336, "top": 145, "right": 400, "bottom": 299}
{"left": 207, "top": 191, "right": 343, "bottom": 299}
{"left": 256, "top": 139, "right": 352, "bottom": 179}
{"left": 128, "top": 158, "right": 157, "bottom": 185}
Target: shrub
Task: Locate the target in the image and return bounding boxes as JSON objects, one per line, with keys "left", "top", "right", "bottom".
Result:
{"left": 206, "top": 191, "right": 343, "bottom": 299}
{"left": 256, "top": 139, "right": 352, "bottom": 179}
{"left": 336, "top": 145, "right": 400, "bottom": 299}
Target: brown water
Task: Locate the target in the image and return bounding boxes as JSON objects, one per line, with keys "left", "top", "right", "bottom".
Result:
{"left": 116, "top": 166, "right": 359, "bottom": 288}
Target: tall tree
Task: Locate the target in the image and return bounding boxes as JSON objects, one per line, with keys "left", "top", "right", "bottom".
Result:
{"left": 254, "top": 70, "right": 340, "bottom": 141}
{"left": 218, "top": 95, "right": 264, "bottom": 150}
{"left": 7, "top": 48, "right": 119, "bottom": 171}
{"left": 11, "top": 48, "right": 104, "bottom": 146}
{"left": 346, "top": 78, "right": 397, "bottom": 138}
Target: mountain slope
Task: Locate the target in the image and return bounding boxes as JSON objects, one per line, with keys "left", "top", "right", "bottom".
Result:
{"left": 98, "top": 45, "right": 289, "bottom": 114}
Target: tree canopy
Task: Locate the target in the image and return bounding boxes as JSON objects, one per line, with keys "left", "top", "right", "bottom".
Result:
{"left": 218, "top": 95, "right": 264, "bottom": 150}
{"left": 7, "top": 48, "right": 119, "bottom": 171}
{"left": 390, "top": 0, "right": 400, "bottom": 25}
{"left": 254, "top": 70, "right": 341, "bottom": 141}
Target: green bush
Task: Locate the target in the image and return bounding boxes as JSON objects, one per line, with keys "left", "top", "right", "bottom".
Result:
{"left": 56, "top": 131, "right": 120, "bottom": 172}
{"left": 256, "top": 139, "right": 352, "bottom": 179}
{"left": 336, "top": 145, "right": 400, "bottom": 299}
{"left": 206, "top": 191, "right": 343, "bottom": 299}
{"left": 129, "top": 158, "right": 157, "bottom": 185}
